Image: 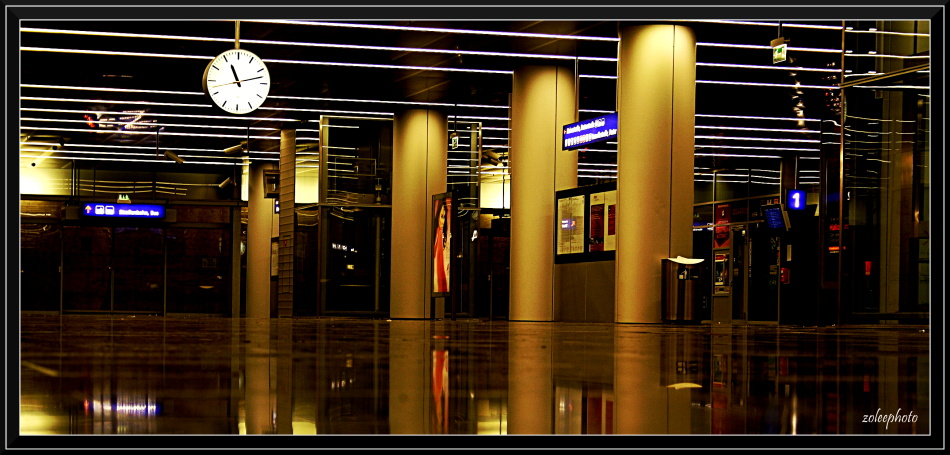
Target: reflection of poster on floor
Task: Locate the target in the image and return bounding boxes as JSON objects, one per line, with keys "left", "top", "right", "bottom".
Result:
{"left": 557, "top": 195, "right": 585, "bottom": 255}
{"left": 605, "top": 190, "right": 616, "bottom": 251}
{"left": 589, "top": 192, "right": 605, "bottom": 252}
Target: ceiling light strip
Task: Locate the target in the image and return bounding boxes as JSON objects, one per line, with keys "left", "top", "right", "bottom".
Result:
{"left": 21, "top": 117, "right": 282, "bottom": 133}
{"left": 695, "top": 135, "right": 821, "bottom": 143}
{"left": 697, "top": 42, "right": 842, "bottom": 53}
{"left": 24, "top": 27, "right": 617, "bottom": 61}
{"left": 22, "top": 141, "right": 252, "bottom": 155}
{"left": 695, "top": 144, "right": 817, "bottom": 152}
{"left": 246, "top": 20, "right": 621, "bottom": 42}
{"left": 22, "top": 83, "right": 201, "bottom": 96}
{"left": 21, "top": 46, "right": 210, "bottom": 60}
{"left": 20, "top": 126, "right": 281, "bottom": 140}
{"left": 694, "top": 153, "right": 782, "bottom": 158}
{"left": 22, "top": 107, "right": 298, "bottom": 123}
{"left": 696, "top": 62, "right": 841, "bottom": 73}
{"left": 20, "top": 154, "right": 259, "bottom": 165}
{"left": 22, "top": 47, "right": 514, "bottom": 75}
{"left": 845, "top": 30, "right": 930, "bottom": 37}
{"left": 697, "top": 113, "right": 822, "bottom": 122}
{"left": 22, "top": 95, "right": 213, "bottom": 108}
{"left": 696, "top": 125, "right": 821, "bottom": 134}
{"left": 697, "top": 80, "right": 839, "bottom": 89}
{"left": 264, "top": 57, "right": 513, "bottom": 74}
{"left": 687, "top": 20, "right": 844, "bottom": 31}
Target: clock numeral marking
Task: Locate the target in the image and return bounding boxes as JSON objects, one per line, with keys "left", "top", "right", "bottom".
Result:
{"left": 213, "top": 91, "right": 220, "bottom": 96}
{"left": 248, "top": 102, "right": 253, "bottom": 109}
{"left": 256, "top": 94, "right": 263, "bottom": 99}
{"left": 257, "top": 68, "right": 264, "bottom": 73}
{"left": 260, "top": 82, "right": 268, "bottom": 85}
{"left": 212, "top": 64, "right": 219, "bottom": 71}
{"left": 222, "top": 101, "right": 227, "bottom": 108}
{"left": 249, "top": 57, "right": 255, "bottom": 64}
{"left": 236, "top": 53, "right": 240, "bottom": 60}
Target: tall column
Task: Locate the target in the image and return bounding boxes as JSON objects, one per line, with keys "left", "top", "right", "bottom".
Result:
{"left": 247, "top": 161, "right": 275, "bottom": 319}
{"left": 277, "top": 128, "right": 296, "bottom": 318}
{"left": 509, "top": 64, "right": 577, "bottom": 321}
{"left": 390, "top": 109, "right": 447, "bottom": 319}
{"left": 615, "top": 24, "right": 696, "bottom": 323}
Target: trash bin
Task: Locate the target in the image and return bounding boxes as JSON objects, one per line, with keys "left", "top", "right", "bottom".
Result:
{"left": 662, "top": 256, "right": 704, "bottom": 322}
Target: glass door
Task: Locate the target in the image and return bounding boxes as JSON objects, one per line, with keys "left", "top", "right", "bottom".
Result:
{"left": 322, "top": 206, "right": 390, "bottom": 315}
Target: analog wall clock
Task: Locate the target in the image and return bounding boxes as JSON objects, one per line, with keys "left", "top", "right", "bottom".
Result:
{"left": 202, "top": 48, "right": 270, "bottom": 115}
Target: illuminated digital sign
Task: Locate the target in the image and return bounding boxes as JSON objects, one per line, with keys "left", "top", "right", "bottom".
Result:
{"left": 762, "top": 204, "right": 790, "bottom": 230}
{"left": 81, "top": 203, "right": 165, "bottom": 219}
{"left": 562, "top": 113, "right": 618, "bottom": 150}
{"left": 787, "top": 189, "right": 805, "bottom": 210}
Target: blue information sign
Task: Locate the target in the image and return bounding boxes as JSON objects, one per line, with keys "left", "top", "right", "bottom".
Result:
{"left": 563, "top": 113, "right": 618, "bottom": 150}
{"left": 787, "top": 189, "right": 805, "bottom": 210}
{"left": 81, "top": 203, "right": 165, "bottom": 219}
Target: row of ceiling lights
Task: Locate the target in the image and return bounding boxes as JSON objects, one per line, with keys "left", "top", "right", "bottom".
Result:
{"left": 19, "top": 21, "right": 926, "bottom": 172}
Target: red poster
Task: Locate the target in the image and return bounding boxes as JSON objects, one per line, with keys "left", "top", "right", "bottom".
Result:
{"left": 714, "top": 203, "right": 731, "bottom": 248}
{"left": 589, "top": 203, "right": 604, "bottom": 252}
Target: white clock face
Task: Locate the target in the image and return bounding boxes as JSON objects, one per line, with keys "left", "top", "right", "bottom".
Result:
{"left": 202, "top": 49, "right": 270, "bottom": 115}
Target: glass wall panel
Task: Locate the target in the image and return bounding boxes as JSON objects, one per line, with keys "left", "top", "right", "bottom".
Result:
{"left": 62, "top": 226, "right": 112, "bottom": 312}
{"left": 20, "top": 223, "right": 62, "bottom": 312}
{"left": 112, "top": 227, "right": 164, "bottom": 313}
{"left": 166, "top": 228, "right": 231, "bottom": 314}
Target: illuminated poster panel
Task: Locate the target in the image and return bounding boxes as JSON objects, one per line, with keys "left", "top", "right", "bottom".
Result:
{"left": 432, "top": 194, "right": 453, "bottom": 295}
{"left": 589, "top": 191, "right": 617, "bottom": 252}
{"left": 557, "top": 195, "right": 585, "bottom": 255}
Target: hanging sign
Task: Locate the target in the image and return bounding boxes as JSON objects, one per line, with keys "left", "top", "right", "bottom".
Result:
{"left": 771, "top": 37, "right": 788, "bottom": 64}
{"left": 563, "top": 112, "right": 618, "bottom": 150}
{"left": 787, "top": 189, "right": 805, "bottom": 210}
{"left": 81, "top": 203, "right": 165, "bottom": 219}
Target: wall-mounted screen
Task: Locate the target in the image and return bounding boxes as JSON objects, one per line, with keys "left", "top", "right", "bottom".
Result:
{"left": 762, "top": 204, "right": 790, "bottom": 230}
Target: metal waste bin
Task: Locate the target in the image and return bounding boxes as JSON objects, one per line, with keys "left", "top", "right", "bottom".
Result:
{"left": 662, "top": 256, "right": 704, "bottom": 322}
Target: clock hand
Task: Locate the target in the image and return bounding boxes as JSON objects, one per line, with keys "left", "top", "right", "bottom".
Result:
{"left": 211, "top": 76, "right": 265, "bottom": 89}
{"left": 230, "top": 65, "right": 242, "bottom": 88}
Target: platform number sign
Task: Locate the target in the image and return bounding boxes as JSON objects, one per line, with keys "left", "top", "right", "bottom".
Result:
{"left": 788, "top": 189, "right": 805, "bottom": 210}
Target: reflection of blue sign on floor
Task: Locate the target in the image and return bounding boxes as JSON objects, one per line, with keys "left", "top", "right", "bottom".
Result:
{"left": 82, "top": 203, "right": 165, "bottom": 219}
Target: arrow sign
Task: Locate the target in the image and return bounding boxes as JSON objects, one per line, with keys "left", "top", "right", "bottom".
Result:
{"left": 84, "top": 205, "right": 92, "bottom": 213}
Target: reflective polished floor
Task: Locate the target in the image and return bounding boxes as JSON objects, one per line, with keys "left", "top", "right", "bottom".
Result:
{"left": 16, "top": 313, "right": 935, "bottom": 449}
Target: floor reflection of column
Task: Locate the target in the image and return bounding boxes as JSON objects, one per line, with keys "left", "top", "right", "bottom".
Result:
{"left": 244, "top": 318, "right": 273, "bottom": 434}
{"left": 230, "top": 317, "right": 242, "bottom": 434}
{"left": 388, "top": 320, "right": 428, "bottom": 434}
{"left": 507, "top": 323, "right": 553, "bottom": 434}
{"left": 275, "top": 318, "right": 293, "bottom": 434}
{"left": 614, "top": 331, "right": 667, "bottom": 434}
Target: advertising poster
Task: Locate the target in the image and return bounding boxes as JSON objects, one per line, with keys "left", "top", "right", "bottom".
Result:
{"left": 432, "top": 195, "right": 452, "bottom": 295}
{"left": 589, "top": 192, "right": 605, "bottom": 252}
{"left": 557, "top": 195, "right": 585, "bottom": 255}
{"left": 714, "top": 203, "right": 731, "bottom": 248}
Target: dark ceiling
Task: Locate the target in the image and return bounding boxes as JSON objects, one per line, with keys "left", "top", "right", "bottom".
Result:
{"left": 15, "top": 15, "right": 933, "bottom": 186}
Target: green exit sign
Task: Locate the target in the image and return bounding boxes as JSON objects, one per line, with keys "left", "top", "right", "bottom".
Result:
{"left": 771, "top": 37, "right": 788, "bottom": 64}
